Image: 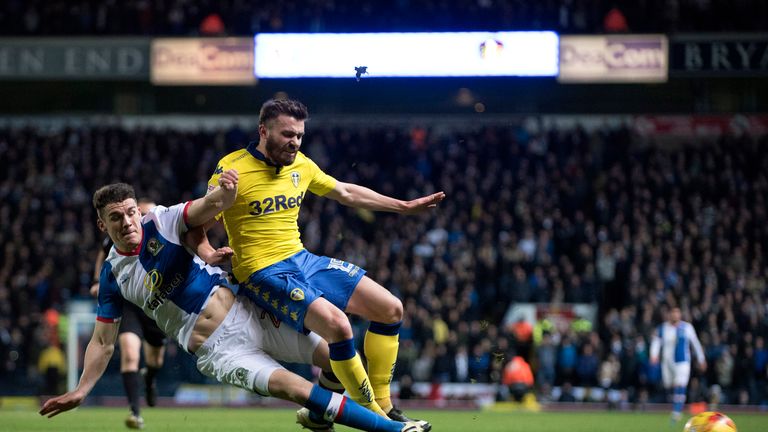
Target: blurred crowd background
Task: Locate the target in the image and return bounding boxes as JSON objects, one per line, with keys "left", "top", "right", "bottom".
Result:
{"left": 0, "top": 0, "right": 766, "bottom": 35}
{"left": 1, "top": 119, "right": 766, "bottom": 406}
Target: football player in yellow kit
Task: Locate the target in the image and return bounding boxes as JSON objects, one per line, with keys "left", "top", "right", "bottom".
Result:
{"left": 207, "top": 99, "right": 444, "bottom": 430}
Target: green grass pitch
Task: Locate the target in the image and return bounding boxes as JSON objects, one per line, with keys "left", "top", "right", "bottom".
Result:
{"left": 6, "top": 407, "right": 766, "bottom": 431}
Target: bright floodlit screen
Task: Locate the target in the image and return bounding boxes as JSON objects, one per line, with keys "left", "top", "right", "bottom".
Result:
{"left": 254, "top": 32, "right": 559, "bottom": 78}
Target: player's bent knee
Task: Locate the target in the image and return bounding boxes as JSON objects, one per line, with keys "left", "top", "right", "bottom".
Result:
{"left": 144, "top": 349, "right": 164, "bottom": 368}
{"left": 147, "top": 357, "right": 164, "bottom": 368}
{"left": 307, "top": 301, "right": 353, "bottom": 341}
{"left": 390, "top": 298, "right": 404, "bottom": 322}
{"left": 120, "top": 351, "right": 141, "bottom": 370}
{"left": 325, "top": 312, "right": 353, "bottom": 341}
{"left": 377, "top": 298, "right": 403, "bottom": 323}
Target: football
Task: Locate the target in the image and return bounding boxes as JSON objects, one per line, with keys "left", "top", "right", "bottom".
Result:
{"left": 683, "top": 412, "right": 737, "bottom": 432}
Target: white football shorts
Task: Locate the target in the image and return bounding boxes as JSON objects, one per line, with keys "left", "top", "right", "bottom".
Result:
{"left": 195, "top": 296, "right": 322, "bottom": 396}
{"left": 661, "top": 360, "right": 691, "bottom": 388}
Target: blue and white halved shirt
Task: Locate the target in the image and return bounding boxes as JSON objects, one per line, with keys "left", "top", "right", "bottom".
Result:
{"left": 97, "top": 202, "right": 232, "bottom": 352}
{"left": 650, "top": 321, "right": 705, "bottom": 365}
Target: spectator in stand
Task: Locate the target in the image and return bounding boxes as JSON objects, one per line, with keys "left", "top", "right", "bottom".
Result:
{"left": 37, "top": 341, "right": 66, "bottom": 395}
{"left": 558, "top": 381, "right": 577, "bottom": 403}
{"left": 598, "top": 353, "right": 620, "bottom": 398}
{"left": 535, "top": 331, "right": 557, "bottom": 396}
{"left": 502, "top": 355, "right": 534, "bottom": 402}
{"left": 754, "top": 337, "right": 768, "bottom": 404}
{"left": 510, "top": 318, "right": 533, "bottom": 358}
{"left": 557, "top": 335, "right": 578, "bottom": 385}
{"left": 199, "top": 13, "right": 225, "bottom": 35}
{"left": 468, "top": 342, "right": 491, "bottom": 383}
{"left": 576, "top": 344, "right": 599, "bottom": 387}
{"left": 398, "top": 375, "right": 415, "bottom": 400}
{"left": 603, "top": 4, "right": 629, "bottom": 32}
{"left": 0, "top": 1, "right": 766, "bottom": 36}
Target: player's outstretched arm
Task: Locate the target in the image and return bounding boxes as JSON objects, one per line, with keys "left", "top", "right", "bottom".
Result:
{"left": 39, "top": 321, "right": 119, "bottom": 418}
{"left": 324, "top": 181, "right": 445, "bottom": 215}
{"left": 186, "top": 169, "right": 239, "bottom": 227}
{"left": 183, "top": 225, "right": 234, "bottom": 266}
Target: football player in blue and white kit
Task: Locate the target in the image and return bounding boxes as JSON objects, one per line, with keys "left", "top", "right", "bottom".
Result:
{"left": 650, "top": 306, "right": 707, "bottom": 422}
{"left": 90, "top": 197, "right": 234, "bottom": 430}
{"left": 40, "top": 171, "right": 423, "bottom": 432}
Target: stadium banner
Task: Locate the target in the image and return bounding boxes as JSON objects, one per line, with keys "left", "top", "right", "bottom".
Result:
{"left": 0, "top": 38, "right": 149, "bottom": 80}
{"left": 151, "top": 38, "right": 255, "bottom": 85}
{"left": 634, "top": 114, "right": 768, "bottom": 137}
{"left": 558, "top": 34, "right": 668, "bottom": 83}
{"left": 669, "top": 35, "right": 768, "bottom": 76}
{"left": 502, "top": 303, "right": 597, "bottom": 332}
{"left": 253, "top": 32, "right": 559, "bottom": 78}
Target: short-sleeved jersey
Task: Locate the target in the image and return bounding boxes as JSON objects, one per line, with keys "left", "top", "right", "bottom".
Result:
{"left": 96, "top": 203, "right": 232, "bottom": 352}
{"left": 650, "top": 321, "right": 705, "bottom": 364}
{"left": 208, "top": 141, "right": 337, "bottom": 282}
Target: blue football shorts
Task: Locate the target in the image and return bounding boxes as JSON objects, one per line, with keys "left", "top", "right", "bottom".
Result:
{"left": 238, "top": 249, "right": 366, "bottom": 332}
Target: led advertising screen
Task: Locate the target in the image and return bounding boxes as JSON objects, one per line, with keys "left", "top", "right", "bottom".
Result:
{"left": 254, "top": 32, "right": 559, "bottom": 78}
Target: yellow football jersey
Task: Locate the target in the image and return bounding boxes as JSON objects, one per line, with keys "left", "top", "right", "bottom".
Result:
{"left": 208, "top": 143, "right": 337, "bottom": 282}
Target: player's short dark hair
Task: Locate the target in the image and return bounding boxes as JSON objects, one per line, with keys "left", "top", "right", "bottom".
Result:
{"left": 259, "top": 98, "right": 309, "bottom": 125}
{"left": 93, "top": 183, "right": 136, "bottom": 216}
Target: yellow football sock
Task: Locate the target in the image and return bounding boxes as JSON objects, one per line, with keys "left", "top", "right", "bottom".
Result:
{"left": 329, "top": 339, "right": 387, "bottom": 417}
{"left": 364, "top": 322, "right": 401, "bottom": 414}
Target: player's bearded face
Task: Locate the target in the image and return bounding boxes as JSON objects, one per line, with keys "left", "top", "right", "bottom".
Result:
{"left": 99, "top": 198, "right": 142, "bottom": 252}
{"left": 264, "top": 115, "right": 304, "bottom": 166}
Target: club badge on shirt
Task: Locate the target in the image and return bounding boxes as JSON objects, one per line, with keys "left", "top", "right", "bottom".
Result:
{"left": 147, "top": 238, "right": 164, "bottom": 256}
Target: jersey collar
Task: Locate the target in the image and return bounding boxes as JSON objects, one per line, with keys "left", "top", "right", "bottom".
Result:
{"left": 246, "top": 140, "right": 283, "bottom": 174}
{"left": 114, "top": 229, "right": 143, "bottom": 256}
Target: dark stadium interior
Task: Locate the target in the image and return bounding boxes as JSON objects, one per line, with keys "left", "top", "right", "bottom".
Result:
{"left": 1, "top": 0, "right": 766, "bottom": 35}
{"left": 2, "top": 77, "right": 768, "bottom": 115}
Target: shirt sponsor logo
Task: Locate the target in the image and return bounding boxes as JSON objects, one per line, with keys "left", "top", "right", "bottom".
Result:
{"left": 248, "top": 192, "right": 304, "bottom": 216}
{"left": 143, "top": 269, "right": 163, "bottom": 291}
{"left": 146, "top": 272, "right": 184, "bottom": 310}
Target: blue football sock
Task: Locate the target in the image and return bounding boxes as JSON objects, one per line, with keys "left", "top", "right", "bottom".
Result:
{"left": 305, "top": 384, "right": 403, "bottom": 432}
{"left": 672, "top": 386, "right": 686, "bottom": 416}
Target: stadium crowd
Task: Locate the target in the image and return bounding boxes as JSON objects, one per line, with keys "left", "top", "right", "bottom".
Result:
{"left": 0, "top": 0, "right": 765, "bottom": 36}
{"left": 0, "top": 119, "right": 767, "bottom": 407}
